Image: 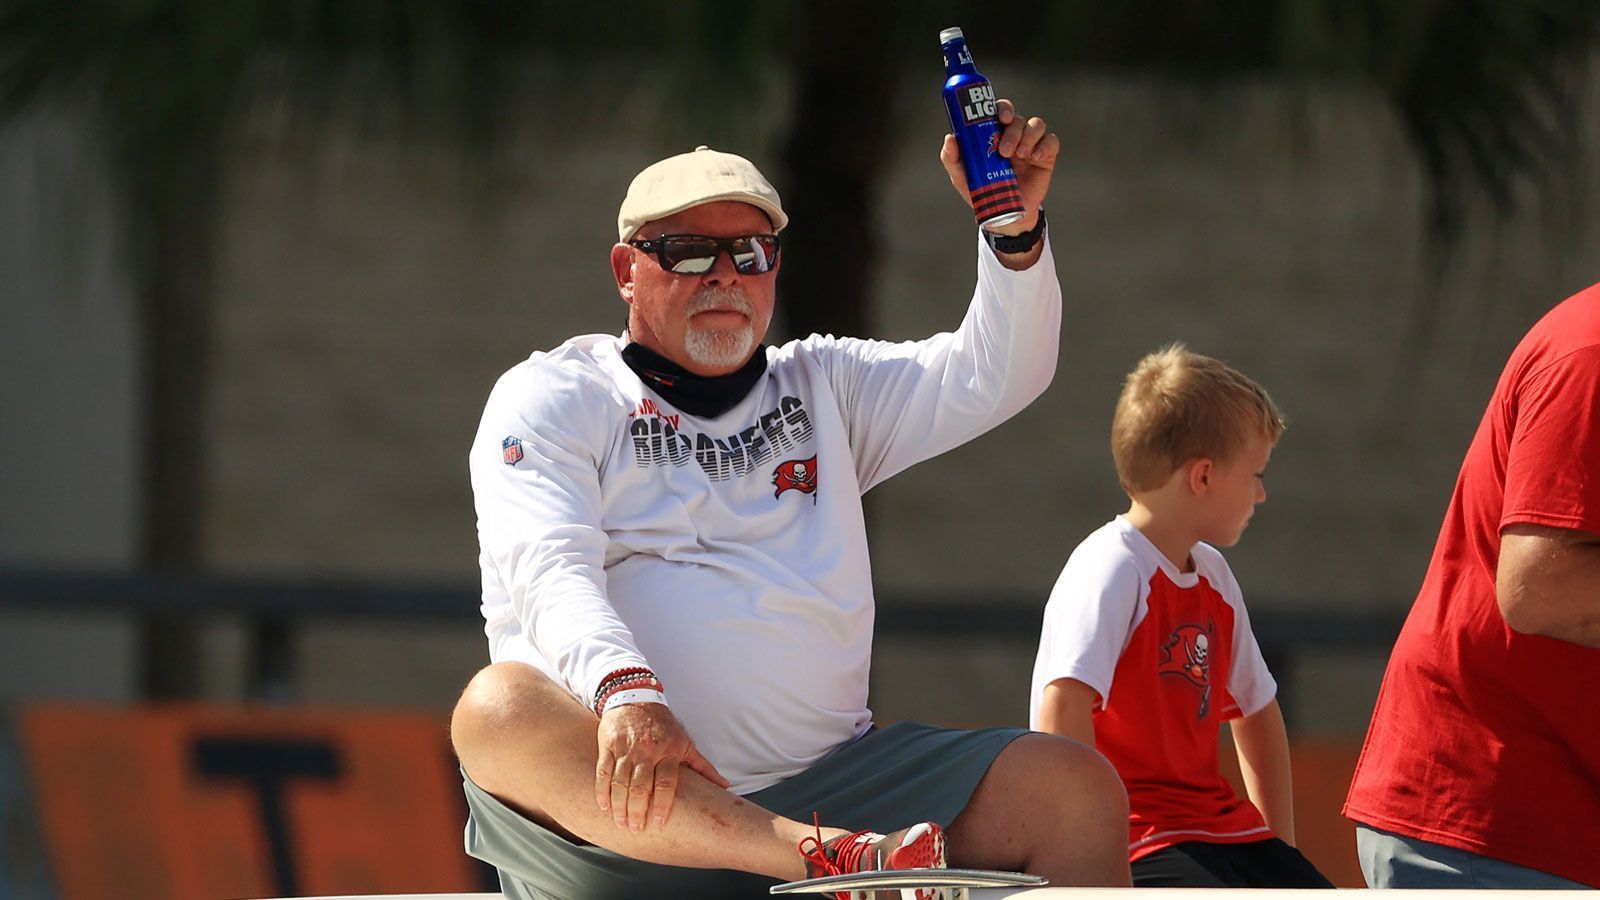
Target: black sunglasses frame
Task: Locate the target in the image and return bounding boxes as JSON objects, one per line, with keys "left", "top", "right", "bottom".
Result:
{"left": 629, "top": 233, "right": 781, "bottom": 275}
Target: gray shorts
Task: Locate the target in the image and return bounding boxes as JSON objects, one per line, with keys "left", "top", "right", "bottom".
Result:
{"left": 1356, "top": 824, "right": 1590, "bottom": 889}
{"left": 463, "top": 720, "right": 1028, "bottom": 900}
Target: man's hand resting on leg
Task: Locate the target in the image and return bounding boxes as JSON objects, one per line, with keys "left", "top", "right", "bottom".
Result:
{"left": 595, "top": 701, "right": 730, "bottom": 831}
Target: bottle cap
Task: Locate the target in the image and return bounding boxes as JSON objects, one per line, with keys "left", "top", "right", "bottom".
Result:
{"left": 939, "top": 27, "right": 964, "bottom": 44}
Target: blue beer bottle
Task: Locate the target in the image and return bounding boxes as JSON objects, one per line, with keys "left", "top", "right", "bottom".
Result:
{"left": 940, "top": 27, "right": 1025, "bottom": 230}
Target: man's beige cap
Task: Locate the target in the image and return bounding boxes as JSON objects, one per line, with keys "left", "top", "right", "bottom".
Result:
{"left": 616, "top": 145, "right": 788, "bottom": 242}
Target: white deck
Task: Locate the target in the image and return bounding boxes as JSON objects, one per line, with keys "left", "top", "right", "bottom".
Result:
{"left": 256, "top": 883, "right": 1593, "bottom": 890}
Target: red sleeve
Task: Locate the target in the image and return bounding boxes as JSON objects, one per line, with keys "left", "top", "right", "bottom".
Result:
{"left": 1502, "top": 345, "right": 1600, "bottom": 535}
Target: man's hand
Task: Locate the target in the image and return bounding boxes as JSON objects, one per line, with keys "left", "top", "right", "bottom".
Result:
{"left": 594, "top": 701, "right": 729, "bottom": 832}
{"left": 940, "top": 98, "right": 1060, "bottom": 235}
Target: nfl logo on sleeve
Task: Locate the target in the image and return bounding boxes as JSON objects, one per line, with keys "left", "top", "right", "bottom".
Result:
{"left": 502, "top": 435, "right": 524, "bottom": 465}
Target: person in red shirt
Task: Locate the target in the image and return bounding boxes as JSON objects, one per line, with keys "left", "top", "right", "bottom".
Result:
{"left": 1345, "top": 284, "right": 1600, "bottom": 889}
{"left": 1031, "top": 345, "right": 1332, "bottom": 887}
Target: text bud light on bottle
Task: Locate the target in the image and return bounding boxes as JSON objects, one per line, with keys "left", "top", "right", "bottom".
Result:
{"left": 940, "top": 27, "right": 1025, "bottom": 230}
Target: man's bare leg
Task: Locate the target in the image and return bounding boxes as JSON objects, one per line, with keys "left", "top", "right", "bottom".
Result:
{"left": 450, "top": 661, "right": 837, "bottom": 880}
{"left": 945, "top": 733, "right": 1132, "bottom": 886}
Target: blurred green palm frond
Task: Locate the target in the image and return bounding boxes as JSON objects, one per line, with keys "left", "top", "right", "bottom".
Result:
{"left": 0, "top": 1, "right": 790, "bottom": 175}
{"left": 4, "top": 0, "right": 1595, "bottom": 244}
{"left": 961, "top": 0, "right": 1599, "bottom": 243}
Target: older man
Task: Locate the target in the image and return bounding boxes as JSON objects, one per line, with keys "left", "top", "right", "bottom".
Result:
{"left": 451, "top": 101, "right": 1130, "bottom": 899}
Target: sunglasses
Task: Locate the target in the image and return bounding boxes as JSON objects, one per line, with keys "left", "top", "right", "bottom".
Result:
{"left": 629, "top": 233, "right": 781, "bottom": 275}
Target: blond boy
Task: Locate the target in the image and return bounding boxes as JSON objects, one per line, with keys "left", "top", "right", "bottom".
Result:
{"left": 1029, "top": 345, "right": 1331, "bottom": 887}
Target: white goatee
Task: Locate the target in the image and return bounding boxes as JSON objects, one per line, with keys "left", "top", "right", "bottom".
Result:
{"left": 684, "top": 287, "right": 757, "bottom": 370}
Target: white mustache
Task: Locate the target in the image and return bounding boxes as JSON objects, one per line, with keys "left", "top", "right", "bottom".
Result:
{"left": 686, "top": 288, "right": 754, "bottom": 318}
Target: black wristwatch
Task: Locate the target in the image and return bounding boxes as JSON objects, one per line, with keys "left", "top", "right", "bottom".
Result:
{"left": 984, "top": 208, "right": 1046, "bottom": 255}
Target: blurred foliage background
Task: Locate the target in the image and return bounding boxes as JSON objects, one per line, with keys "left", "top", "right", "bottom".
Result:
{"left": 4, "top": 0, "right": 1596, "bottom": 576}
{"left": 1, "top": 3, "right": 1599, "bottom": 892}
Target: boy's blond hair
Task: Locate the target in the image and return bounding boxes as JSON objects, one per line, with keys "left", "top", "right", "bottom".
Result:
{"left": 1112, "top": 344, "right": 1286, "bottom": 494}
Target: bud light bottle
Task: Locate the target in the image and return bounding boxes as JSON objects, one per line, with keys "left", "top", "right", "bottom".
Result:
{"left": 940, "top": 27, "right": 1025, "bottom": 230}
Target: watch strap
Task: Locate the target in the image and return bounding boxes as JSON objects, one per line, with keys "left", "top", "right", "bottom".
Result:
{"left": 984, "top": 208, "right": 1046, "bottom": 254}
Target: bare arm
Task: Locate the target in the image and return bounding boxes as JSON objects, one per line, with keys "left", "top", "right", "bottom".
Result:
{"left": 1497, "top": 523, "right": 1600, "bottom": 648}
{"left": 1229, "top": 699, "right": 1296, "bottom": 845}
{"left": 1036, "top": 678, "right": 1099, "bottom": 748}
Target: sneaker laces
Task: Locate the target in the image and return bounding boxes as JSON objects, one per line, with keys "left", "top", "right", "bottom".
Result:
{"left": 798, "top": 812, "right": 881, "bottom": 877}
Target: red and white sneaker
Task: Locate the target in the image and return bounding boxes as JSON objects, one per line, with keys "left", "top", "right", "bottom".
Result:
{"left": 798, "top": 819, "right": 947, "bottom": 900}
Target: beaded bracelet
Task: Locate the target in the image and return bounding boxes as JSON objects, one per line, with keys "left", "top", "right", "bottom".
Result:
{"left": 593, "top": 667, "right": 664, "bottom": 715}
{"left": 596, "top": 672, "right": 660, "bottom": 698}
{"left": 592, "top": 667, "right": 653, "bottom": 706}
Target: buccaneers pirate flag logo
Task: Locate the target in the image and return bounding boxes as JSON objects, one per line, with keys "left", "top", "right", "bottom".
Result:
{"left": 1158, "top": 621, "right": 1214, "bottom": 719}
{"left": 772, "top": 455, "right": 818, "bottom": 501}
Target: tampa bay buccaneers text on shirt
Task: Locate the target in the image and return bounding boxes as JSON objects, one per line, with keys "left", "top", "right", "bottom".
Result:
{"left": 628, "top": 395, "right": 814, "bottom": 482}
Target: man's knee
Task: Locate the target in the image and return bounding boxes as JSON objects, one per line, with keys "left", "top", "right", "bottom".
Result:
{"left": 1005, "top": 733, "right": 1128, "bottom": 819}
{"left": 452, "top": 663, "right": 590, "bottom": 836}
{"left": 451, "top": 662, "right": 572, "bottom": 758}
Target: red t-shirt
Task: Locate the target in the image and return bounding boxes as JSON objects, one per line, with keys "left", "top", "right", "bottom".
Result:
{"left": 1032, "top": 518, "right": 1277, "bottom": 860}
{"left": 1345, "top": 284, "right": 1600, "bottom": 887}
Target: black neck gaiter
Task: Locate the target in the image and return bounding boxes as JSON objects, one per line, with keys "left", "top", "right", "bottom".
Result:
{"left": 620, "top": 342, "right": 768, "bottom": 418}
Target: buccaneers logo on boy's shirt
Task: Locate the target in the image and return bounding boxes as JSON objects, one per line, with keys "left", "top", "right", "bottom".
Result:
{"left": 1159, "top": 621, "right": 1214, "bottom": 718}
{"left": 772, "top": 456, "right": 818, "bottom": 499}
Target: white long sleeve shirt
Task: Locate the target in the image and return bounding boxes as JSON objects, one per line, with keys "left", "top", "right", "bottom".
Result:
{"left": 470, "top": 233, "right": 1061, "bottom": 793}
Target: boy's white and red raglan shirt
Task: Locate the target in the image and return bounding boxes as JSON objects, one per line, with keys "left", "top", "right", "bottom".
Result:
{"left": 1030, "top": 515, "right": 1278, "bottom": 860}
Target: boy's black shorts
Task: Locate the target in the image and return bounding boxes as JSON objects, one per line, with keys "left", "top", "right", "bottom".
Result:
{"left": 1133, "top": 838, "right": 1334, "bottom": 888}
